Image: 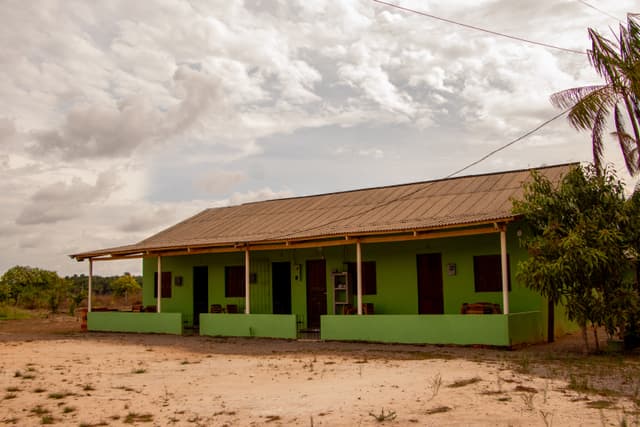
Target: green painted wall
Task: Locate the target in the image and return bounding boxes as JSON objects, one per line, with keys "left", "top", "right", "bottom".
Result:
{"left": 200, "top": 314, "right": 297, "bottom": 339}
{"left": 508, "top": 311, "right": 544, "bottom": 345}
{"left": 139, "top": 223, "right": 573, "bottom": 342}
{"left": 321, "top": 312, "right": 545, "bottom": 346}
{"left": 321, "top": 314, "right": 510, "bottom": 345}
{"left": 87, "top": 312, "right": 183, "bottom": 335}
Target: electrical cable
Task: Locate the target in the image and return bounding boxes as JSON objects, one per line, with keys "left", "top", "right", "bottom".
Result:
{"left": 372, "top": 0, "right": 586, "bottom": 55}
{"left": 276, "top": 109, "right": 570, "bottom": 239}
{"left": 445, "top": 109, "right": 571, "bottom": 178}
{"left": 576, "top": 0, "right": 623, "bottom": 22}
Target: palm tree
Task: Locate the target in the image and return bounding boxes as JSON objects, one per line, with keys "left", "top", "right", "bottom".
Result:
{"left": 551, "top": 14, "right": 640, "bottom": 176}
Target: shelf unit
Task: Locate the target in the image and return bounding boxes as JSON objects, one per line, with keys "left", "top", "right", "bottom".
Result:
{"left": 331, "top": 271, "right": 350, "bottom": 314}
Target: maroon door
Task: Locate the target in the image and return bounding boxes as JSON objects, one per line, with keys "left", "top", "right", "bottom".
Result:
{"left": 306, "top": 259, "right": 327, "bottom": 329}
{"left": 416, "top": 253, "right": 444, "bottom": 314}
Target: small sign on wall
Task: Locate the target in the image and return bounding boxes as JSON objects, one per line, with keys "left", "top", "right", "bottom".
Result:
{"left": 447, "top": 263, "right": 457, "bottom": 276}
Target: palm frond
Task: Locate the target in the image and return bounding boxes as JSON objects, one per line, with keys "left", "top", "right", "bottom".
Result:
{"left": 613, "top": 104, "right": 640, "bottom": 175}
{"left": 588, "top": 28, "right": 623, "bottom": 86}
{"left": 550, "top": 85, "right": 606, "bottom": 109}
{"left": 563, "top": 86, "right": 616, "bottom": 131}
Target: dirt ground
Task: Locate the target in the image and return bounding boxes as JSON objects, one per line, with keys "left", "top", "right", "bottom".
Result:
{"left": 1, "top": 315, "right": 639, "bottom": 426}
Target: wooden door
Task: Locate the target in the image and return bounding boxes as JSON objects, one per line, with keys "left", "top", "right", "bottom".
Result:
{"left": 272, "top": 262, "right": 292, "bottom": 314}
{"left": 306, "top": 259, "right": 327, "bottom": 329}
{"left": 192, "top": 266, "right": 209, "bottom": 326}
{"left": 416, "top": 253, "right": 444, "bottom": 314}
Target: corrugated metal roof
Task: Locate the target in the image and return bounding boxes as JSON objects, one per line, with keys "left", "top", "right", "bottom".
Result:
{"left": 70, "top": 163, "right": 576, "bottom": 260}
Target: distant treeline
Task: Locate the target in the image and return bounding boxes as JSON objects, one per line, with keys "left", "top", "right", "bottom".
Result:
{"left": 0, "top": 266, "right": 142, "bottom": 313}
{"left": 66, "top": 274, "right": 142, "bottom": 296}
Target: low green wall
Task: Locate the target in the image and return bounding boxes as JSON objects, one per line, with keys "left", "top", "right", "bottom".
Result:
{"left": 508, "top": 311, "right": 544, "bottom": 345}
{"left": 87, "top": 312, "right": 183, "bottom": 335}
{"left": 199, "top": 314, "right": 297, "bottom": 339}
{"left": 321, "top": 314, "right": 511, "bottom": 346}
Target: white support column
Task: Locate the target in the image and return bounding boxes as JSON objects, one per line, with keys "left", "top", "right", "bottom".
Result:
{"left": 88, "top": 259, "right": 93, "bottom": 313}
{"left": 500, "top": 228, "right": 510, "bottom": 315}
{"left": 245, "top": 247, "right": 251, "bottom": 314}
{"left": 157, "top": 256, "right": 162, "bottom": 313}
{"left": 356, "top": 240, "right": 363, "bottom": 315}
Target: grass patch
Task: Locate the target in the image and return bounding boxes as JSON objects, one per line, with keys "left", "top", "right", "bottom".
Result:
{"left": 62, "top": 406, "right": 76, "bottom": 414}
{"left": 131, "top": 368, "right": 147, "bottom": 374}
{"left": 79, "top": 422, "right": 109, "bottom": 427}
{"left": 4, "top": 393, "right": 17, "bottom": 400}
{"left": 48, "top": 391, "right": 74, "bottom": 400}
{"left": 82, "top": 384, "right": 95, "bottom": 391}
{"left": 514, "top": 385, "right": 538, "bottom": 393}
{"left": 368, "top": 408, "right": 397, "bottom": 422}
{"left": 0, "top": 304, "right": 33, "bottom": 320}
{"left": 448, "top": 377, "right": 481, "bottom": 388}
{"left": 33, "top": 387, "right": 46, "bottom": 393}
{"left": 586, "top": 400, "right": 615, "bottom": 409}
{"left": 6, "top": 386, "right": 21, "bottom": 392}
{"left": 124, "top": 412, "right": 153, "bottom": 423}
{"left": 30, "top": 405, "right": 50, "bottom": 416}
{"left": 425, "top": 406, "right": 451, "bottom": 415}
{"left": 41, "top": 415, "right": 55, "bottom": 425}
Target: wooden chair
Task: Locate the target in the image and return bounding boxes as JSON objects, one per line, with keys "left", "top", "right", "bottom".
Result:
{"left": 362, "top": 303, "right": 374, "bottom": 315}
{"left": 342, "top": 305, "right": 357, "bottom": 315}
{"left": 210, "top": 304, "right": 223, "bottom": 313}
{"left": 226, "top": 304, "right": 239, "bottom": 313}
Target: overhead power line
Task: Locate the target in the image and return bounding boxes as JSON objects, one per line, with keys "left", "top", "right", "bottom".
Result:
{"left": 445, "top": 109, "right": 571, "bottom": 178}
{"left": 276, "top": 109, "right": 570, "bottom": 239}
{"left": 577, "top": 0, "right": 623, "bottom": 23}
{"left": 372, "top": 0, "right": 586, "bottom": 55}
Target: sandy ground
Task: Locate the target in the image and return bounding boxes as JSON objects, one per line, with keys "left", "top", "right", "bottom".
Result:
{"left": 0, "top": 316, "right": 638, "bottom": 426}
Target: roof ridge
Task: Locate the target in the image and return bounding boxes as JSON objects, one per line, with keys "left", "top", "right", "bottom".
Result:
{"left": 237, "top": 162, "right": 580, "bottom": 207}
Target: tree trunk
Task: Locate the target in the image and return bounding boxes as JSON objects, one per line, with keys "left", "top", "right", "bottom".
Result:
{"left": 592, "top": 325, "right": 600, "bottom": 352}
{"left": 581, "top": 325, "right": 589, "bottom": 354}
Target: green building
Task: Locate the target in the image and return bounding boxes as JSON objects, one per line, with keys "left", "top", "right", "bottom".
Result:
{"left": 71, "top": 163, "right": 577, "bottom": 346}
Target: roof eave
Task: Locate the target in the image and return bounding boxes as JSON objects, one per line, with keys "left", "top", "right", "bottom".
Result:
{"left": 69, "top": 216, "right": 520, "bottom": 262}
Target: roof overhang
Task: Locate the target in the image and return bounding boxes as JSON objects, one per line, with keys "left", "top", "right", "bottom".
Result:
{"left": 70, "top": 217, "right": 518, "bottom": 262}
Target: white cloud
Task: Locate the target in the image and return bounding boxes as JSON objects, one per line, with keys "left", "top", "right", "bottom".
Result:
{"left": 229, "top": 188, "right": 293, "bottom": 205}
{"left": 195, "top": 170, "right": 247, "bottom": 195}
{"left": 16, "top": 170, "right": 119, "bottom": 225}
{"left": 0, "top": 0, "right": 636, "bottom": 276}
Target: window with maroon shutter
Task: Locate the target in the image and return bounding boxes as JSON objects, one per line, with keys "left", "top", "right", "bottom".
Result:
{"left": 153, "top": 272, "right": 172, "bottom": 298}
{"left": 225, "top": 266, "right": 246, "bottom": 297}
{"left": 473, "top": 255, "right": 510, "bottom": 292}
{"left": 346, "top": 261, "right": 377, "bottom": 295}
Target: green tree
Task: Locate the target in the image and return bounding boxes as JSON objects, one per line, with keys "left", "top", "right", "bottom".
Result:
{"left": 551, "top": 14, "right": 640, "bottom": 176}
{"left": 513, "top": 165, "right": 636, "bottom": 351}
{"left": 0, "top": 266, "right": 70, "bottom": 312}
{"left": 110, "top": 273, "right": 141, "bottom": 303}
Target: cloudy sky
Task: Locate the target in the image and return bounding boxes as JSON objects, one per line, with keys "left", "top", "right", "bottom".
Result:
{"left": 0, "top": 0, "right": 636, "bottom": 276}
